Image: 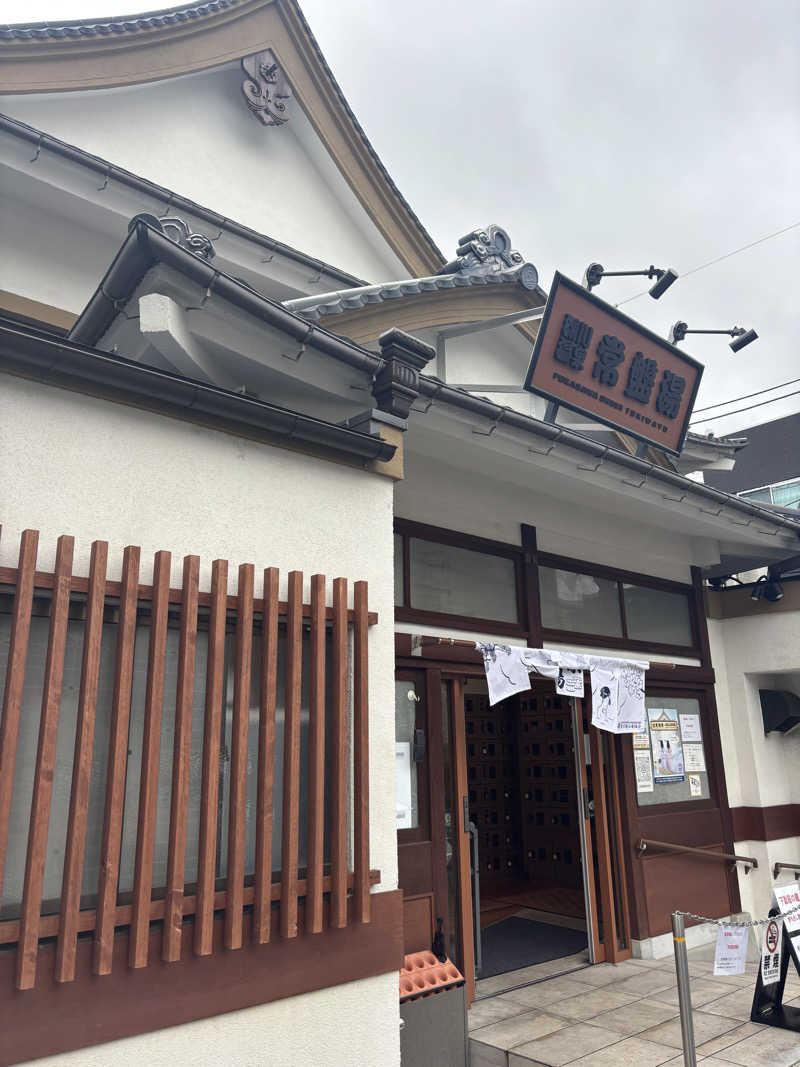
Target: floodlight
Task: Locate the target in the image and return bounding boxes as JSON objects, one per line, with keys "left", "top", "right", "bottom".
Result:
{"left": 583, "top": 263, "right": 678, "bottom": 299}
{"left": 669, "top": 322, "right": 758, "bottom": 351}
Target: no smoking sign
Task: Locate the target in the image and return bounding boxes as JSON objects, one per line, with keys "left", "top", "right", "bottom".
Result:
{"left": 762, "top": 919, "right": 782, "bottom": 985}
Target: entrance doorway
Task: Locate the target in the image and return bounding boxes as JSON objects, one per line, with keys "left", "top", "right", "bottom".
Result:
{"left": 464, "top": 677, "right": 589, "bottom": 979}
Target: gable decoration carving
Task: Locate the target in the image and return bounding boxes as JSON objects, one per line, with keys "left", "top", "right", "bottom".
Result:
{"left": 241, "top": 49, "right": 292, "bottom": 126}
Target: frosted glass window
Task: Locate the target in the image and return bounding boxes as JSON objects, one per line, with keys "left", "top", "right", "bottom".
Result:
{"left": 623, "top": 585, "right": 693, "bottom": 646}
{"left": 409, "top": 538, "right": 518, "bottom": 623}
{"left": 539, "top": 567, "right": 623, "bottom": 637}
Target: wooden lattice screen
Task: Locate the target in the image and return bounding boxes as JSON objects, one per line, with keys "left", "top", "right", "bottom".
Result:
{"left": 0, "top": 528, "right": 376, "bottom": 991}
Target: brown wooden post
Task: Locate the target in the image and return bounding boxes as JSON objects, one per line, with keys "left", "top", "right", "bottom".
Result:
{"left": 17, "top": 534, "right": 74, "bottom": 990}
{"left": 353, "top": 580, "right": 370, "bottom": 924}
{"left": 94, "top": 545, "right": 141, "bottom": 975}
{"left": 253, "top": 566, "right": 279, "bottom": 944}
{"left": 280, "top": 571, "right": 303, "bottom": 938}
{"left": 162, "top": 554, "right": 200, "bottom": 963}
{"left": 330, "top": 578, "right": 348, "bottom": 928}
{"left": 306, "top": 573, "right": 327, "bottom": 934}
{"left": 56, "top": 540, "right": 108, "bottom": 982}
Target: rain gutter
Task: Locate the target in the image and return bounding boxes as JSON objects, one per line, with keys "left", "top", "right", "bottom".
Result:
{"left": 0, "top": 317, "right": 395, "bottom": 463}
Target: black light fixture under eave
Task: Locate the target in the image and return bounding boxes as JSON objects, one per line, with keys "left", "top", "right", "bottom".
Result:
{"left": 750, "top": 574, "right": 784, "bottom": 602}
{"left": 583, "top": 263, "right": 678, "bottom": 299}
{"left": 669, "top": 322, "right": 758, "bottom": 352}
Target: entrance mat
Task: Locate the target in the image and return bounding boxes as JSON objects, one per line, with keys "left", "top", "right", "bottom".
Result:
{"left": 480, "top": 916, "right": 588, "bottom": 979}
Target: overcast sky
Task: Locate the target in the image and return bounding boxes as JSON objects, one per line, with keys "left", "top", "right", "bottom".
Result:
{"left": 3, "top": 0, "right": 799, "bottom": 436}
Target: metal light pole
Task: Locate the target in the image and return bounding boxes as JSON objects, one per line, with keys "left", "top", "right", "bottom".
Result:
{"left": 672, "top": 912, "right": 697, "bottom": 1067}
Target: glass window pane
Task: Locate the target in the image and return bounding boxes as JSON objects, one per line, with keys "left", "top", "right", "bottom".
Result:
{"left": 772, "top": 481, "right": 800, "bottom": 509}
{"left": 740, "top": 487, "right": 772, "bottom": 504}
{"left": 395, "top": 680, "right": 419, "bottom": 829}
{"left": 409, "top": 538, "right": 518, "bottom": 623}
{"left": 623, "top": 584, "right": 693, "bottom": 647}
{"left": 539, "top": 567, "right": 623, "bottom": 637}
{"left": 394, "top": 534, "right": 404, "bottom": 605}
{"left": 637, "top": 697, "right": 710, "bottom": 806}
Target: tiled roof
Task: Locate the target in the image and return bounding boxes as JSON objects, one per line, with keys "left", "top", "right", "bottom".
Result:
{"left": 0, "top": 2, "right": 239, "bottom": 40}
{"left": 283, "top": 265, "right": 541, "bottom": 323}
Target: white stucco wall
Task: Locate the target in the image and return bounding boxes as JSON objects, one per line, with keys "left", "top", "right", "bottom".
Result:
{"left": 18, "top": 972, "right": 399, "bottom": 1067}
{"left": 708, "top": 614, "right": 800, "bottom": 919}
{"left": 0, "top": 373, "right": 400, "bottom": 1067}
{"left": 0, "top": 62, "right": 407, "bottom": 284}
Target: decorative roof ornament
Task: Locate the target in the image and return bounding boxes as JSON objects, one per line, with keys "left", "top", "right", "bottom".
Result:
{"left": 128, "top": 213, "right": 215, "bottom": 261}
{"left": 437, "top": 225, "right": 539, "bottom": 291}
{"left": 241, "top": 50, "right": 292, "bottom": 126}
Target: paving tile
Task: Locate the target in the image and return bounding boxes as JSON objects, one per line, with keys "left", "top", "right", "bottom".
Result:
{"left": 469, "top": 1010, "right": 567, "bottom": 1051}
{"left": 653, "top": 977, "right": 734, "bottom": 1008}
{"left": 507, "top": 1022, "right": 621, "bottom": 1066}
{"left": 700, "top": 986, "right": 758, "bottom": 1017}
{"left": 476, "top": 959, "right": 589, "bottom": 996}
{"left": 639, "top": 1010, "right": 742, "bottom": 1050}
{"left": 709, "top": 1024, "right": 800, "bottom": 1065}
{"left": 627, "top": 957, "right": 678, "bottom": 969}
{"left": 571, "top": 962, "right": 649, "bottom": 987}
{"left": 502, "top": 976, "right": 599, "bottom": 1009}
{"left": 547, "top": 986, "right": 641, "bottom": 1021}
{"left": 468, "top": 1036, "right": 506, "bottom": 1067}
{"left": 695, "top": 1022, "right": 762, "bottom": 1056}
{"left": 566, "top": 1035, "right": 682, "bottom": 1066}
{"left": 613, "top": 969, "right": 678, "bottom": 997}
{"left": 469, "top": 994, "right": 539, "bottom": 1031}
{"left": 592, "top": 996, "right": 680, "bottom": 1035}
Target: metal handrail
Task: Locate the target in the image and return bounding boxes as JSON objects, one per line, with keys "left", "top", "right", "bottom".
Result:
{"left": 637, "top": 838, "right": 758, "bottom": 873}
{"left": 773, "top": 861, "right": 800, "bottom": 880}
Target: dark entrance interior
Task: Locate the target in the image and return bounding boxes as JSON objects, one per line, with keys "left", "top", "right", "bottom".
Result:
{"left": 465, "top": 678, "right": 589, "bottom": 978}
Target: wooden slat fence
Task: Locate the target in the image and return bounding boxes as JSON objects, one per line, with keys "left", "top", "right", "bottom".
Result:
{"left": 0, "top": 529, "right": 378, "bottom": 990}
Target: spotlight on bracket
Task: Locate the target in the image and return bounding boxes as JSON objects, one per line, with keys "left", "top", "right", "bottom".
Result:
{"left": 583, "top": 263, "right": 678, "bottom": 299}
{"left": 751, "top": 575, "right": 784, "bottom": 603}
{"left": 669, "top": 322, "right": 758, "bottom": 352}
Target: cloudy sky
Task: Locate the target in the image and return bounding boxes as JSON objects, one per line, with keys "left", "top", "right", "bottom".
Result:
{"left": 4, "top": 0, "right": 799, "bottom": 436}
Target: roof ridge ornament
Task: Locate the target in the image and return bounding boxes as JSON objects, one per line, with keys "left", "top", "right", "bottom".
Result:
{"left": 128, "top": 213, "right": 215, "bottom": 261}
{"left": 241, "top": 49, "right": 292, "bottom": 127}
{"left": 438, "top": 225, "right": 539, "bottom": 291}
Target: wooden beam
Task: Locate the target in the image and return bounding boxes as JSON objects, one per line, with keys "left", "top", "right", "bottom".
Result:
{"left": 56, "top": 540, "right": 108, "bottom": 983}
{"left": 280, "top": 571, "right": 303, "bottom": 939}
{"left": 129, "top": 550, "right": 171, "bottom": 969}
{"left": 194, "top": 558, "right": 228, "bottom": 957}
{"left": 162, "top": 554, "right": 200, "bottom": 963}
{"left": 305, "top": 573, "right": 326, "bottom": 935}
{"left": 224, "top": 563, "right": 253, "bottom": 950}
{"left": 352, "top": 580, "right": 370, "bottom": 924}
{"left": 253, "top": 566, "right": 279, "bottom": 944}
{"left": 94, "top": 545, "right": 141, "bottom": 975}
{"left": 17, "top": 534, "right": 74, "bottom": 990}
{"left": 329, "top": 577, "right": 348, "bottom": 929}
{"left": 0, "top": 529, "right": 39, "bottom": 911}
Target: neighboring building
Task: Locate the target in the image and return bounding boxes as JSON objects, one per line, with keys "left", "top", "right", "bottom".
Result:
{"left": 0, "top": 4, "right": 799, "bottom": 1067}
{"left": 703, "top": 412, "right": 800, "bottom": 510}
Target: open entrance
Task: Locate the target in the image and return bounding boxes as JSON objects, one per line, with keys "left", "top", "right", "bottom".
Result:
{"left": 464, "top": 677, "right": 589, "bottom": 979}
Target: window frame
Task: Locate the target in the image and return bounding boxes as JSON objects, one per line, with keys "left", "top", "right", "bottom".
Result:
{"left": 538, "top": 552, "right": 701, "bottom": 657}
{"left": 394, "top": 518, "right": 527, "bottom": 637}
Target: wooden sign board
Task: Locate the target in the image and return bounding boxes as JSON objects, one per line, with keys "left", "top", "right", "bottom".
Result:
{"left": 524, "top": 272, "right": 703, "bottom": 456}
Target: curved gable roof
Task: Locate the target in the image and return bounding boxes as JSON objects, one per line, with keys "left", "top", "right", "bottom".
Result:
{"left": 0, "top": 0, "right": 443, "bottom": 277}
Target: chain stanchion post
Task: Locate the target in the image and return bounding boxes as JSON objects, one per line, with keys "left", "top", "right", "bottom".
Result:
{"left": 672, "top": 912, "right": 697, "bottom": 1067}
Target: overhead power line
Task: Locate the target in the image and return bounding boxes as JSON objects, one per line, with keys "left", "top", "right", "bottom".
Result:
{"left": 690, "top": 387, "right": 800, "bottom": 426}
{"left": 692, "top": 375, "right": 800, "bottom": 415}
{"left": 615, "top": 219, "right": 800, "bottom": 308}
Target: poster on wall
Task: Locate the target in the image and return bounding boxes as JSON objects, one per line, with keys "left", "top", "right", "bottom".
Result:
{"left": 684, "top": 744, "right": 707, "bottom": 773}
{"left": 679, "top": 713, "right": 702, "bottom": 743}
{"left": 648, "top": 708, "right": 685, "bottom": 784}
{"left": 395, "top": 743, "right": 413, "bottom": 829}
{"left": 689, "top": 773, "right": 703, "bottom": 797}
{"left": 635, "top": 750, "right": 655, "bottom": 793}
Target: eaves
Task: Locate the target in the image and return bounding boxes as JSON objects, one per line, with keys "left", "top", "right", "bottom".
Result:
{"left": 0, "top": 317, "right": 395, "bottom": 465}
